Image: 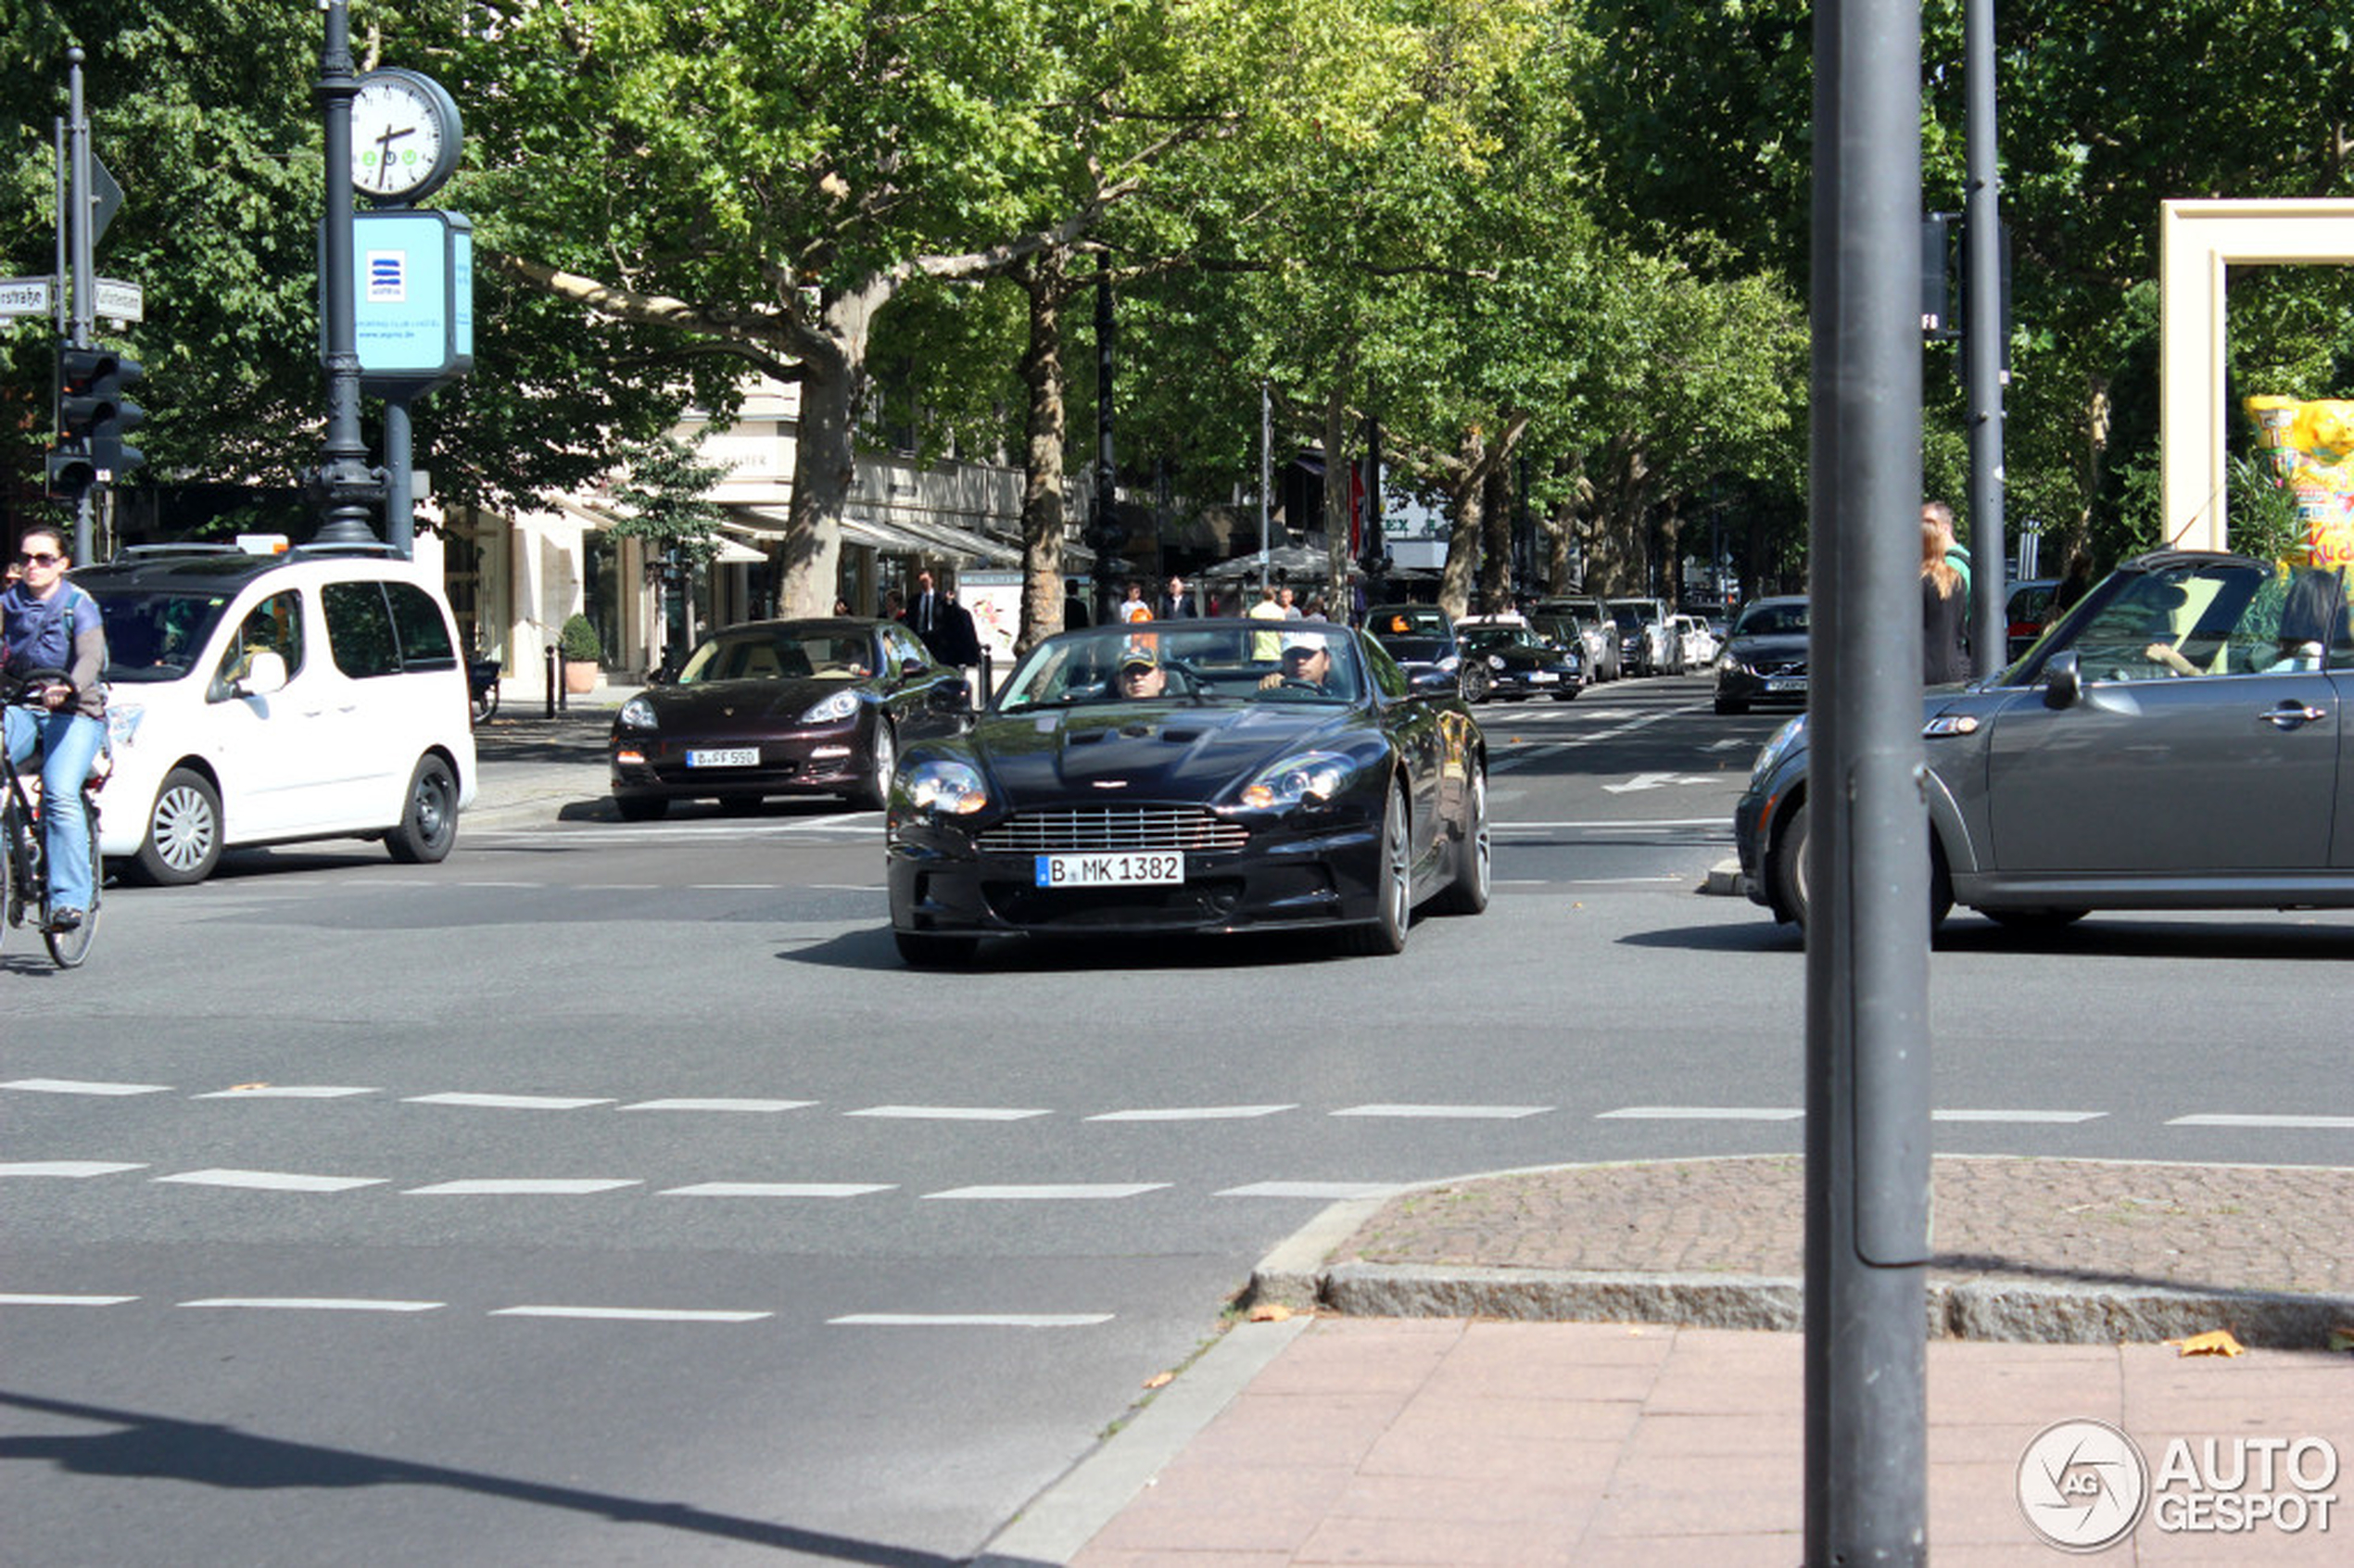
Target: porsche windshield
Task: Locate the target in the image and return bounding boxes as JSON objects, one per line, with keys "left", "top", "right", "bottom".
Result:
{"left": 998, "top": 622, "right": 1364, "bottom": 708}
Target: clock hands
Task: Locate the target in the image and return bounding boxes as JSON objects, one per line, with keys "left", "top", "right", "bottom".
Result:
{"left": 372, "top": 123, "right": 415, "bottom": 190}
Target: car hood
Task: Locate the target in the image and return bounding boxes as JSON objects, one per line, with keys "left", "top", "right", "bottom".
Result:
{"left": 966, "top": 702, "right": 1353, "bottom": 801}
{"left": 1373, "top": 637, "right": 1454, "bottom": 664}
{"left": 635, "top": 677, "right": 856, "bottom": 730}
{"left": 1727, "top": 633, "right": 1807, "bottom": 664}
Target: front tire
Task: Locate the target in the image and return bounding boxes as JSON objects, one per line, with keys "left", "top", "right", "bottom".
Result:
{"left": 1459, "top": 664, "right": 1492, "bottom": 703}
{"left": 1774, "top": 805, "right": 1955, "bottom": 935}
{"left": 137, "top": 766, "right": 222, "bottom": 886}
{"left": 386, "top": 754, "right": 459, "bottom": 864}
{"left": 852, "top": 719, "right": 897, "bottom": 811}
{"left": 43, "top": 815, "right": 100, "bottom": 968}
{"left": 1431, "top": 764, "right": 1490, "bottom": 917}
{"left": 1342, "top": 782, "right": 1412, "bottom": 955}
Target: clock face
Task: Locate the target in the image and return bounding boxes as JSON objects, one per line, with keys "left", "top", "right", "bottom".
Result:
{"left": 350, "top": 70, "right": 458, "bottom": 201}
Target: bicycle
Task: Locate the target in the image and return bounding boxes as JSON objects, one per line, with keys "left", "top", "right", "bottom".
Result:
{"left": 3, "top": 668, "right": 105, "bottom": 968}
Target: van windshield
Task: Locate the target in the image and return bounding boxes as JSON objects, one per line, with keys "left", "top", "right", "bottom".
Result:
{"left": 86, "top": 588, "right": 237, "bottom": 684}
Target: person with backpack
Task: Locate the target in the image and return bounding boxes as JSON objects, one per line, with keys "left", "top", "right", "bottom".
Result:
{"left": 2, "top": 528, "right": 108, "bottom": 932}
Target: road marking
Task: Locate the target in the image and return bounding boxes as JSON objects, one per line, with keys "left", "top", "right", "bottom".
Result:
{"left": 846, "top": 1106, "right": 1052, "bottom": 1121}
{"left": 180, "top": 1297, "right": 443, "bottom": 1312}
{"left": 1331, "top": 1105, "right": 1552, "bottom": 1119}
{"left": 619, "top": 1098, "right": 816, "bottom": 1114}
{"left": 491, "top": 1305, "right": 772, "bottom": 1323}
{"left": 1217, "top": 1182, "right": 1412, "bottom": 1200}
{"left": 2, "top": 1078, "right": 173, "bottom": 1096}
{"left": 1086, "top": 1106, "right": 1297, "bottom": 1122}
{"left": 404, "top": 1093, "right": 616, "bottom": 1110}
{"left": 924, "top": 1183, "right": 1170, "bottom": 1201}
{"left": 828, "top": 1313, "right": 1114, "bottom": 1328}
{"left": 194, "top": 1085, "right": 379, "bottom": 1099}
{"left": 1602, "top": 772, "right": 1720, "bottom": 794}
{"left": 1560, "top": 876, "right": 1693, "bottom": 885}
{"left": 807, "top": 883, "right": 882, "bottom": 891}
{"left": 404, "top": 1178, "right": 642, "bottom": 1195}
{"left": 1494, "top": 817, "right": 1727, "bottom": 830}
{"left": 0, "top": 1161, "right": 146, "bottom": 1178}
{"left": 153, "top": 1170, "right": 387, "bottom": 1193}
{"left": 0, "top": 1294, "right": 137, "bottom": 1306}
{"left": 659, "top": 1182, "right": 895, "bottom": 1198}
{"left": 1933, "top": 1110, "right": 2107, "bottom": 1124}
{"left": 2167, "top": 1114, "right": 2354, "bottom": 1129}
{"left": 1597, "top": 1106, "right": 1803, "bottom": 1120}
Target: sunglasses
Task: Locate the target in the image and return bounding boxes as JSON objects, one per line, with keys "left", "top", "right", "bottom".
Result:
{"left": 16, "top": 550, "right": 63, "bottom": 567}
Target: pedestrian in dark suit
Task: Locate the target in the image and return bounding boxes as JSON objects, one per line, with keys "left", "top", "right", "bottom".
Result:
{"left": 935, "top": 590, "right": 981, "bottom": 668}
{"left": 1159, "top": 575, "right": 1197, "bottom": 620}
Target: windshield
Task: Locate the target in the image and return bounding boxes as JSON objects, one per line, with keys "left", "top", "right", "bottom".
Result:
{"left": 1462, "top": 625, "right": 1545, "bottom": 652}
{"left": 677, "top": 625, "right": 876, "bottom": 683}
{"left": 1370, "top": 607, "right": 1449, "bottom": 639}
{"left": 88, "top": 588, "right": 239, "bottom": 685}
{"left": 997, "top": 621, "right": 1364, "bottom": 709}
{"left": 1733, "top": 601, "right": 1808, "bottom": 639}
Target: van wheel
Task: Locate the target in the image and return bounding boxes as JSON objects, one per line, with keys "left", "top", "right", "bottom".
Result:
{"left": 137, "top": 767, "right": 222, "bottom": 886}
{"left": 386, "top": 755, "right": 459, "bottom": 864}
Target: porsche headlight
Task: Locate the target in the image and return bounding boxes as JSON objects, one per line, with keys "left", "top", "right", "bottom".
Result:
{"left": 1240, "top": 751, "right": 1355, "bottom": 810}
{"left": 800, "top": 689, "right": 860, "bottom": 725}
{"left": 1752, "top": 715, "right": 1807, "bottom": 785}
{"left": 617, "top": 695, "right": 659, "bottom": 729}
{"left": 1487, "top": 654, "right": 1507, "bottom": 670}
{"left": 904, "top": 758, "right": 988, "bottom": 815}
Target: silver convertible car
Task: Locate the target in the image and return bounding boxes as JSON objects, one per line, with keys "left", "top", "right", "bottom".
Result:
{"left": 1735, "top": 550, "right": 2354, "bottom": 930}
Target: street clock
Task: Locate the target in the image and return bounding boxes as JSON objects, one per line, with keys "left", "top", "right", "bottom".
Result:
{"left": 349, "top": 68, "right": 462, "bottom": 205}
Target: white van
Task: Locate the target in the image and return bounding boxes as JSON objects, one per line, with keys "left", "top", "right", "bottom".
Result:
{"left": 75, "top": 545, "right": 477, "bottom": 884}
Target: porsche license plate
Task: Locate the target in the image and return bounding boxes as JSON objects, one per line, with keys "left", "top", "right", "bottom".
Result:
{"left": 686, "top": 747, "right": 760, "bottom": 767}
{"left": 1528, "top": 670, "right": 1557, "bottom": 683}
{"left": 1035, "top": 852, "right": 1185, "bottom": 887}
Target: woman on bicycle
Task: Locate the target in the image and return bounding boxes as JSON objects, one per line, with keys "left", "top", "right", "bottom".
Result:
{"left": 3, "top": 527, "right": 108, "bottom": 932}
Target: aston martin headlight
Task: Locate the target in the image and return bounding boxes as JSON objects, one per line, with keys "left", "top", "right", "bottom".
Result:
{"left": 904, "top": 758, "right": 988, "bottom": 815}
{"left": 800, "top": 689, "right": 860, "bottom": 725}
{"left": 1240, "top": 751, "right": 1355, "bottom": 810}
{"left": 1752, "top": 715, "right": 1807, "bottom": 785}
{"left": 617, "top": 695, "right": 659, "bottom": 729}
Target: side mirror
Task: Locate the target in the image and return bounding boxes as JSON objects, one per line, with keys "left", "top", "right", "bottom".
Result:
{"left": 930, "top": 677, "right": 972, "bottom": 712}
{"left": 2042, "top": 650, "right": 2081, "bottom": 710}
{"left": 901, "top": 657, "right": 930, "bottom": 680}
{"left": 645, "top": 664, "right": 677, "bottom": 687}
{"left": 237, "top": 651, "right": 289, "bottom": 699}
{"left": 1409, "top": 667, "right": 1458, "bottom": 697}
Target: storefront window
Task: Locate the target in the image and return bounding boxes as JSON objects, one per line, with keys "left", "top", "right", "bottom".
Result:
{"left": 585, "top": 534, "right": 623, "bottom": 667}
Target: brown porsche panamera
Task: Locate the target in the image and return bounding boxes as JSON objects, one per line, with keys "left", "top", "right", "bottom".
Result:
{"left": 608, "top": 618, "right": 968, "bottom": 819}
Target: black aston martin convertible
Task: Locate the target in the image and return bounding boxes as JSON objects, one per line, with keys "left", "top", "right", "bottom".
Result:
{"left": 885, "top": 619, "right": 1489, "bottom": 965}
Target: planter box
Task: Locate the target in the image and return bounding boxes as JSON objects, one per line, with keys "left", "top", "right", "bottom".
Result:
{"left": 563, "top": 659, "right": 599, "bottom": 695}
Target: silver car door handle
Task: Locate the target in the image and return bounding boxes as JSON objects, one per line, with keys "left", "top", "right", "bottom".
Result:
{"left": 2258, "top": 702, "right": 2327, "bottom": 727}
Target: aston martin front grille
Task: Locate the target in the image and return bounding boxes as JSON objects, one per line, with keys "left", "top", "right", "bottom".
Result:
{"left": 976, "top": 806, "right": 1249, "bottom": 854}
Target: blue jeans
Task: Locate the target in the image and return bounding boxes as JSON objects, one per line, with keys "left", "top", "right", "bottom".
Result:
{"left": 5, "top": 706, "right": 104, "bottom": 913}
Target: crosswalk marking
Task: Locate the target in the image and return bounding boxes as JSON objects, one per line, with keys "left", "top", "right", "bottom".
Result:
{"left": 194, "top": 1085, "right": 379, "bottom": 1099}
{"left": 924, "top": 1183, "right": 1171, "bottom": 1201}
{"left": 0, "top": 1293, "right": 137, "bottom": 1306}
{"left": 404, "top": 1178, "right": 641, "bottom": 1195}
{"left": 1933, "top": 1110, "right": 2106, "bottom": 1124}
{"left": 846, "top": 1106, "right": 1052, "bottom": 1121}
{"left": 659, "top": 1182, "right": 895, "bottom": 1198}
{"left": 2168, "top": 1114, "right": 2354, "bottom": 1129}
{"left": 1, "top": 1079, "right": 173, "bottom": 1096}
{"left": 180, "top": 1297, "right": 443, "bottom": 1312}
{"left": 1086, "top": 1106, "right": 1297, "bottom": 1122}
{"left": 490, "top": 1305, "right": 772, "bottom": 1323}
{"left": 404, "top": 1093, "right": 616, "bottom": 1110}
{"left": 0, "top": 1161, "right": 146, "bottom": 1178}
{"left": 1332, "top": 1105, "right": 1552, "bottom": 1119}
{"left": 619, "top": 1098, "right": 816, "bottom": 1113}
{"left": 153, "top": 1170, "right": 386, "bottom": 1193}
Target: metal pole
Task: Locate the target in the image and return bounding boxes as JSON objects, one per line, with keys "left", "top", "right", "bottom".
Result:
{"left": 1964, "top": 0, "right": 2007, "bottom": 677}
{"left": 1259, "top": 382, "right": 1272, "bottom": 594}
{"left": 1095, "top": 271, "right": 1117, "bottom": 623}
{"left": 310, "top": 0, "right": 384, "bottom": 546}
{"left": 66, "top": 52, "right": 95, "bottom": 565}
{"left": 1805, "top": 0, "right": 1931, "bottom": 1563}
{"left": 384, "top": 395, "right": 415, "bottom": 557}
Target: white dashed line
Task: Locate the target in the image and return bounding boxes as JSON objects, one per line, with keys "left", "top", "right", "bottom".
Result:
{"left": 1085, "top": 1106, "right": 1297, "bottom": 1122}
{"left": 403, "top": 1179, "right": 642, "bottom": 1195}
{"left": 490, "top": 1305, "right": 772, "bottom": 1323}
{"left": 0, "top": 1161, "right": 147, "bottom": 1179}
{"left": 0, "top": 1293, "right": 137, "bottom": 1306}
{"left": 619, "top": 1098, "right": 816, "bottom": 1114}
{"left": 845, "top": 1106, "right": 1052, "bottom": 1121}
{"left": 923, "top": 1183, "right": 1170, "bottom": 1201}
{"left": 1217, "top": 1182, "right": 1412, "bottom": 1200}
{"left": 2, "top": 1079, "right": 174, "bottom": 1096}
{"left": 2167, "top": 1114, "right": 2354, "bottom": 1130}
{"left": 153, "top": 1170, "right": 387, "bottom": 1193}
{"left": 828, "top": 1313, "right": 1114, "bottom": 1328}
{"left": 1331, "top": 1104, "right": 1553, "bottom": 1119}
{"left": 403, "top": 1093, "right": 616, "bottom": 1110}
{"left": 180, "top": 1297, "right": 443, "bottom": 1312}
{"left": 1933, "top": 1110, "right": 2107, "bottom": 1124}
{"left": 658, "top": 1182, "right": 895, "bottom": 1198}
{"left": 194, "top": 1086, "right": 379, "bottom": 1099}
{"left": 1596, "top": 1106, "right": 1804, "bottom": 1120}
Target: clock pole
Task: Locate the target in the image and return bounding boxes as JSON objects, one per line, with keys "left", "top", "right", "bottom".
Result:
{"left": 310, "top": 0, "right": 385, "bottom": 546}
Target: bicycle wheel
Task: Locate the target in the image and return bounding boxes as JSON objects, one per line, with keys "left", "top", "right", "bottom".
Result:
{"left": 44, "top": 814, "right": 100, "bottom": 968}
{"left": 0, "top": 803, "right": 17, "bottom": 955}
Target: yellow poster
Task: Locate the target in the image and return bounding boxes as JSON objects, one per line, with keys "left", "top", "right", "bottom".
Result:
{"left": 2246, "top": 397, "right": 2354, "bottom": 566}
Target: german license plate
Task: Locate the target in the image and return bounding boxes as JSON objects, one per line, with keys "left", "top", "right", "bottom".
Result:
{"left": 686, "top": 747, "right": 760, "bottom": 767}
{"left": 1766, "top": 677, "right": 1807, "bottom": 693}
{"left": 1528, "top": 670, "right": 1557, "bottom": 684}
{"left": 1034, "top": 852, "right": 1184, "bottom": 887}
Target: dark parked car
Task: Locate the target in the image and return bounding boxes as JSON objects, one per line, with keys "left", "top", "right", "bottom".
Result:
{"left": 1455, "top": 618, "right": 1583, "bottom": 702}
{"left": 886, "top": 619, "right": 1488, "bottom": 964}
{"left": 1536, "top": 597, "right": 1622, "bottom": 681}
{"left": 1712, "top": 597, "right": 1810, "bottom": 714}
{"left": 1735, "top": 550, "right": 2354, "bottom": 931}
{"left": 609, "top": 617, "right": 968, "bottom": 818}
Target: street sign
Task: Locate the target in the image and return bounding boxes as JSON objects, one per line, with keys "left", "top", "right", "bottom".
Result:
{"left": 0, "top": 275, "right": 57, "bottom": 316}
{"left": 89, "top": 155, "right": 122, "bottom": 247}
{"left": 94, "top": 276, "right": 143, "bottom": 322}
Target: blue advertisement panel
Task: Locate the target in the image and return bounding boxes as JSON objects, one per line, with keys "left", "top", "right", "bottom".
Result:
{"left": 323, "top": 209, "right": 475, "bottom": 392}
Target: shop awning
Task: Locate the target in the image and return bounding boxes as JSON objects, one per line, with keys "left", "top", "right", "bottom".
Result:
{"left": 728, "top": 506, "right": 1024, "bottom": 569}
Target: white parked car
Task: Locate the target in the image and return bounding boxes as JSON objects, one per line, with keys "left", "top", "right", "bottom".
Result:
{"left": 75, "top": 544, "right": 477, "bottom": 884}
{"left": 1670, "top": 613, "right": 1718, "bottom": 670}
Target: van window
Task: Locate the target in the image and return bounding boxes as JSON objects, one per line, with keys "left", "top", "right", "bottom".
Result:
{"left": 385, "top": 582, "right": 457, "bottom": 670}
{"left": 323, "top": 581, "right": 402, "bottom": 678}
{"left": 216, "top": 592, "right": 306, "bottom": 685}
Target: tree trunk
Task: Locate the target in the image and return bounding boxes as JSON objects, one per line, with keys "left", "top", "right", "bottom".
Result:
{"left": 1478, "top": 457, "right": 1512, "bottom": 612}
{"left": 1322, "top": 377, "right": 1352, "bottom": 617}
{"left": 1016, "top": 252, "right": 1071, "bottom": 651}
{"left": 2067, "top": 371, "right": 2110, "bottom": 564}
{"left": 1439, "top": 426, "right": 1487, "bottom": 621}
{"left": 776, "top": 279, "right": 890, "bottom": 616}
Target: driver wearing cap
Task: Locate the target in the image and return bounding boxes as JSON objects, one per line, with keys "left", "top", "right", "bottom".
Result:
{"left": 1260, "top": 630, "right": 1336, "bottom": 692}
{"left": 1111, "top": 641, "right": 1167, "bottom": 699}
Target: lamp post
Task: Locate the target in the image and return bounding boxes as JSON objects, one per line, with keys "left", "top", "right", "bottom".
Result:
{"left": 310, "top": 0, "right": 385, "bottom": 546}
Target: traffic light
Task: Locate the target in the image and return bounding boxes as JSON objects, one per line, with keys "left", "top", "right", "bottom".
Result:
{"left": 44, "top": 443, "right": 97, "bottom": 504}
{"left": 57, "top": 345, "right": 146, "bottom": 480}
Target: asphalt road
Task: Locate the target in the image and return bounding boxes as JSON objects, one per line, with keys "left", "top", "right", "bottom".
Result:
{"left": 5, "top": 674, "right": 2348, "bottom": 1565}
